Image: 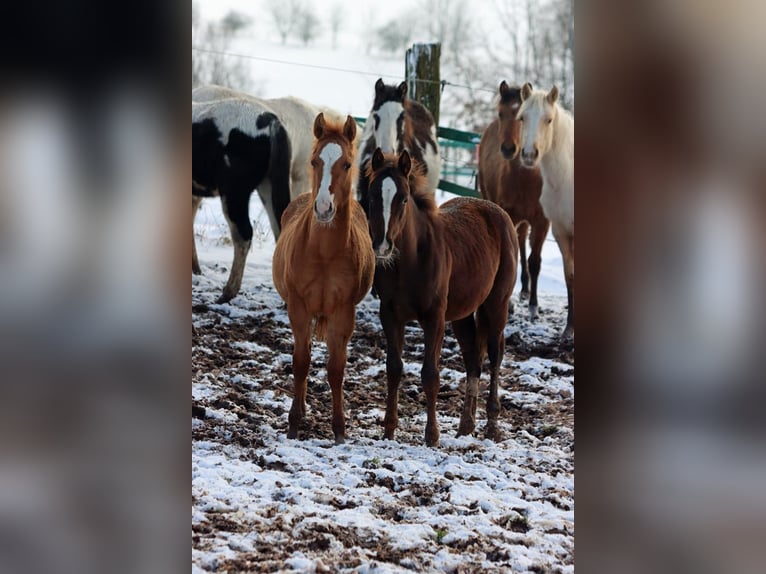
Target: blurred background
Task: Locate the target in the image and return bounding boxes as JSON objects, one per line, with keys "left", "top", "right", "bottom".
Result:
{"left": 0, "top": 0, "right": 765, "bottom": 572}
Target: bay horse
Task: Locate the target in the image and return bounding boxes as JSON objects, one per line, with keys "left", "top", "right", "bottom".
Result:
{"left": 517, "top": 83, "right": 575, "bottom": 338}
{"left": 479, "top": 81, "right": 549, "bottom": 321}
{"left": 192, "top": 93, "right": 291, "bottom": 303}
{"left": 357, "top": 78, "right": 440, "bottom": 216}
{"left": 272, "top": 113, "right": 375, "bottom": 444}
{"left": 367, "top": 148, "right": 518, "bottom": 447}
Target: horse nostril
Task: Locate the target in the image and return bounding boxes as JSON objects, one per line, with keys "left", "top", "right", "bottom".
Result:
{"left": 509, "top": 144, "right": 517, "bottom": 156}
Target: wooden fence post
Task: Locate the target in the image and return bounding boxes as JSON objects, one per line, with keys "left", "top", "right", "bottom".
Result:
{"left": 405, "top": 43, "right": 441, "bottom": 126}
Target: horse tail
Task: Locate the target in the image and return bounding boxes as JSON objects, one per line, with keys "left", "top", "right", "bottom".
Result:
{"left": 313, "top": 316, "right": 328, "bottom": 342}
{"left": 269, "top": 119, "right": 292, "bottom": 238}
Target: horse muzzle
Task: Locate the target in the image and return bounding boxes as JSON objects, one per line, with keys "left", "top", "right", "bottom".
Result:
{"left": 373, "top": 239, "right": 394, "bottom": 259}
{"left": 520, "top": 147, "right": 539, "bottom": 168}
{"left": 500, "top": 143, "right": 517, "bottom": 160}
{"left": 314, "top": 202, "right": 335, "bottom": 223}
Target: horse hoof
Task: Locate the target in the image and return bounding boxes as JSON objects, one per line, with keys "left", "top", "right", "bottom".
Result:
{"left": 216, "top": 292, "right": 234, "bottom": 304}
{"left": 560, "top": 325, "right": 574, "bottom": 342}
{"left": 424, "top": 429, "right": 440, "bottom": 447}
{"left": 287, "top": 427, "right": 299, "bottom": 440}
{"left": 456, "top": 420, "right": 475, "bottom": 438}
{"left": 485, "top": 425, "right": 504, "bottom": 442}
{"left": 519, "top": 290, "right": 530, "bottom": 301}
{"left": 192, "top": 266, "right": 202, "bottom": 276}
{"left": 334, "top": 434, "right": 346, "bottom": 445}
{"left": 528, "top": 305, "right": 539, "bottom": 321}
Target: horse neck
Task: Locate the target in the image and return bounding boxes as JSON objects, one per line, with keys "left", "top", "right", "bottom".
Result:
{"left": 541, "top": 107, "right": 574, "bottom": 180}
{"left": 398, "top": 198, "right": 438, "bottom": 262}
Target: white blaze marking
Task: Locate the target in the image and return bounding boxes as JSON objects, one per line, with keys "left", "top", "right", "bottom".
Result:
{"left": 316, "top": 143, "right": 341, "bottom": 214}
{"left": 381, "top": 177, "right": 397, "bottom": 250}
{"left": 374, "top": 102, "right": 404, "bottom": 153}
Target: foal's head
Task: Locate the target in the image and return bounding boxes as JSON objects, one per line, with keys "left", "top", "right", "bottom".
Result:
{"left": 367, "top": 147, "right": 415, "bottom": 261}
{"left": 370, "top": 78, "right": 409, "bottom": 155}
{"left": 496, "top": 81, "right": 524, "bottom": 160}
{"left": 310, "top": 113, "right": 357, "bottom": 224}
{"left": 517, "top": 82, "right": 560, "bottom": 168}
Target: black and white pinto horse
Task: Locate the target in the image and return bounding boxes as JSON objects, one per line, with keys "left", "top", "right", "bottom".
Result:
{"left": 192, "top": 85, "right": 334, "bottom": 303}
{"left": 357, "top": 79, "right": 440, "bottom": 215}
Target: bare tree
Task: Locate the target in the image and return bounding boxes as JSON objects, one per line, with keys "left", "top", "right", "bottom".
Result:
{"left": 329, "top": 3, "right": 344, "bottom": 49}
{"left": 192, "top": 4, "right": 251, "bottom": 91}
{"left": 376, "top": 15, "right": 414, "bottom": 55}
{"left": 221, "top": 10, "right": 252, "bottom": 35}
{"left": 264, "top": 0, "right": 306, "bottom": 45}
{"left": 297, "top": 4, "right": 320, "bottom": 47}
{"left": 418, "top": 0, "right": 476, "bottom": 66}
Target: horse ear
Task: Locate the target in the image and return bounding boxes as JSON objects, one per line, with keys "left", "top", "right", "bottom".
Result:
{"left": 398, "top": 150, "right": 411, "bottom": 177}
{"left": 375, "top": 78, "right": 385, "bottom": 93}
{"left": 313, "top": 112, "right": 325, "bottom": 139}
{"left": 521, "top": 82, "right": 533, "bottom": 101}
{"left": 397, "top": 81, "right": 408, "bottom": 101}
{"left": 499, "top": 80, "right": 509, "bottom": 95}
{"left": 343, "top": 115, "right": 357, "bottom": 142}
{"left": 546, "top": 85, "right": 560, "bottom": 104}
{"left": 371, "top": 147, "right": 385, "bottom": 172}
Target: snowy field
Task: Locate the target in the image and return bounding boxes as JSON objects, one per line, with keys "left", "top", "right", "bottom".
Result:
{"left": 192, "top": 198, "right": 574, "bottom": 573}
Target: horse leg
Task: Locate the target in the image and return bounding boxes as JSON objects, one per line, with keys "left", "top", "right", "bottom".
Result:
{"left": 420, "top": 312, "right": 446, "bottom": 447}
{"left": 192, "top": 194, "right": 203, "bottom": 275}
{"left": 287, "top": 301, "right": 312, "bottom": 439}
{"left": 480, "top": 301, "right": 509, "bottom": 442}
{"left": 527, "top": 218, "right": 550, "bottom": 321}
{"left": 218, "top": 190, "right": 253, "bottom": 303}
{"left": 552, "top": 225, "right": 574, "bottom": 339}
{"left": 452, "top": 315, "right": 481, "bottom": 438}
{"left": 517, "top": 221, "right": 530, "bottom": 300}
{"left": 326, "top": 307, "right": 355, "bottom": 444}
{"left": 381, "top": 303, "right": 405, "bottom": 440}
{"left": 255, "top": 179, "right": 281, "bottom": 242}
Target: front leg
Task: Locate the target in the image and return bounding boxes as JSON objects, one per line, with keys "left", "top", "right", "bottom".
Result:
{"left": 286, "top": 300, "right": 312, "bottom": 440}
{"left": 420, "top": 311, "right": 446, "bottom": 447}
{"left": 380, "top": 302, "right": 405, "bottom": 440}
{"left": 326, "top": 307, "right": 355, "bottom": 444}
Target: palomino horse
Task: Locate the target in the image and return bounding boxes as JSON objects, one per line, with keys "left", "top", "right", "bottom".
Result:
{"left": 272, "top": 113, "right": 375, "bottom": 444}
{"left": 517, "top": 83, "right": 574, "bottom": 338}
{"left": 367, "top": 148, "right": 518, "bottom": 447}
{"left": 479, "top": 81, "right": 549, "bottom": 320}
{"left": 357, "top": 79, "right": 440, "bottom": 216}
{"left": 192, "top": 93, "right": 291, "bottom": 303}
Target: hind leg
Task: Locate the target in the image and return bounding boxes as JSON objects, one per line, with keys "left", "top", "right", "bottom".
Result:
{"left": 255, "top": 179, "right": 282, "bottom": 242}
{"left": 192, "top": 194, "right": 203, "bottom": 275}
{"left": 552, "top": 224, "right": 574, "bottom": 340}
{"left": 452, "top": 316, "right": 482, "bottom": 438}
{"left": 517, "top": 222, "right": 530, "bottom": 300}
{"left": 326, "top": 307, "right": 355, "bottom": 444}
{"left": 381, "top": 303, "right": 405, "bottom": 440}
{"left": 528, "top": 218, "right": 550, "bottom": 321}
{"left": 287, "top": 300, "right": 312, "bottom": 439}
{"left": 218, "top": 190, "right": 253, "bottom": 303}
{"left": 481, "top": 301, "right": 510, "bottom": 441}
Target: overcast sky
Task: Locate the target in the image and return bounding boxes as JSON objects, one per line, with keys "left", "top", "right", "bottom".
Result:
{"left": 194, "top": 0, "right": 504, "bottom": 49}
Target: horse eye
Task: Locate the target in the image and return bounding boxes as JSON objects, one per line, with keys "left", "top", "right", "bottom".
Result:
{"left": 498, "top": 112, "right": 503, "bottom": 119}
{"left": 310, "top": 159, "right": 318, "bottom": 167}
{"left": 519, "top": 116, "right": 524, "bottom": 122}
{"left": 401, "top": 196, "right": 408, "bottom": 204}
{"left": 344, "top": 162, "right": 351, "bottom": 171}
{"left": 547, "top": 118, "right": 553, "bottom": 124}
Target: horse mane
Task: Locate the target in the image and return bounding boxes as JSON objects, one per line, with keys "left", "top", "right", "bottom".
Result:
{"left": 366, "top": 152, "right": 436, "bottom": 213}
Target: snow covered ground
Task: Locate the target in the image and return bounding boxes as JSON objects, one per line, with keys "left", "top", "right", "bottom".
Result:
{"left": 192, "top": 198, "right": 574, "bottom": 573}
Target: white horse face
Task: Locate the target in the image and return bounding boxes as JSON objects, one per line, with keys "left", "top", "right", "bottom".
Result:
{"left": 372, "top": 101, "right": 405, "bottom": 154}
{"left": 518, "top": 86, "right": 559, "bottom": 169}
